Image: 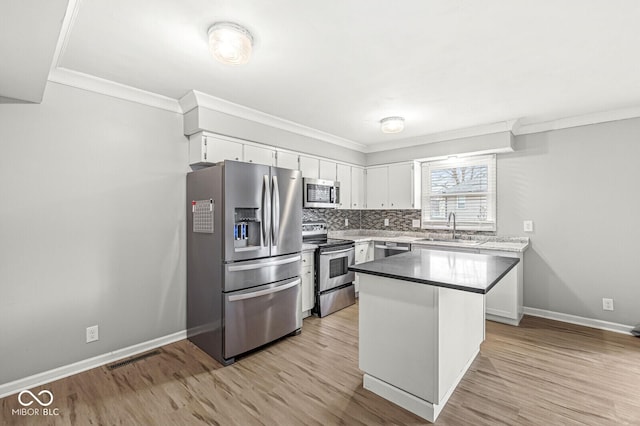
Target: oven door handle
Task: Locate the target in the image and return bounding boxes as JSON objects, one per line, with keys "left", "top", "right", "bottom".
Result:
{"left": 321, "top": 247, "right": 353, "bottom": 255}
{"left": 374, "top": 245, "right": 410, "bottom": 250}
{"left": 227, "top": 279, "right": 300, "bottom": 302}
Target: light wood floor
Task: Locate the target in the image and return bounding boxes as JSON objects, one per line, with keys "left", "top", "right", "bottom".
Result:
{"left": 2, "top": 304, "right": 640, "bottom": 425}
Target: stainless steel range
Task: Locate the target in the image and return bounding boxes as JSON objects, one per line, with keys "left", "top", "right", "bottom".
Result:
{"left": 302, "top": 222, "right": 355, "bottom": 317}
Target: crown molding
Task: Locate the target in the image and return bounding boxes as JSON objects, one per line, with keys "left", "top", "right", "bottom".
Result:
{"left": 49, "top": 0, "right": 81, "bottom": 74}
{"left": 364, "top": 120, "right": 519, "bottom": 153}
{"left": 179, "top": 90, "right": 367, "bottom": 152}
{"left": 48, "top": 67, "right": 182, "bottom": 113}
{"left": 513, "top": 107, "right": 640, "bottom": 135}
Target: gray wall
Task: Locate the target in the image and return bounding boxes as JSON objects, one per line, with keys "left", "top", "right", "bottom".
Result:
{"left": 0, "top": 82, "right": 188, "bottom": 385}
{"left": 497, "top": 118, "right": 640, "bottom": 326}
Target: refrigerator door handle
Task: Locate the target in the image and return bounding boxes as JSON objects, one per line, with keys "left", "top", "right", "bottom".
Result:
{"left": 262, "top": 174, "right": 271, "bottom": 246}
{"left": 272, "top": 175, "right": 280, "bottom": 245}
{"left": 227, "top": 279, "right": 301, "bottom": 302}
{"left": 227, "top": 255, "right": 301, "bottom": 272}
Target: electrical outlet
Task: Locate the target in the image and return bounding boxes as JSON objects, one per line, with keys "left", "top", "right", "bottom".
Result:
{"left": 384, "top": 218, "right": 389, "bottom": 226}
{"left": 602, "top": 298, "right": 614, "bottom": 311}
{"left": 345, "top": 218, "right": 349, "bottom": 226}
{"left": 86, "top": 325, "right": 99, "bottom": 343}
{"left": 412, "top": 219, "right": 420, "bottom": 228}
{"left": 523, "top": 220, "right": 534, "bottom": 232}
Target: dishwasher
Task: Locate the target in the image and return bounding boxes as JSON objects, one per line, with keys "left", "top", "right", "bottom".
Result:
{"left": 373, "top": 241, "right": 411, "bottom": 259}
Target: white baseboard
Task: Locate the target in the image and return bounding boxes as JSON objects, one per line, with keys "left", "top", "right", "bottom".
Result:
{"left": 523, "top": 307, "right": 634, "bottom": 335}
{"left": 0, "top": 330, "right": 187, "bottom": 399}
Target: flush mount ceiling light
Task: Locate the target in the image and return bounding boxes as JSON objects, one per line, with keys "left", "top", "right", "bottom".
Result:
{"left": 208, "top": 22, "right": 254, "bottom": 65}
{"left": 380, "top": 116, "right": 405, "bottom": 134}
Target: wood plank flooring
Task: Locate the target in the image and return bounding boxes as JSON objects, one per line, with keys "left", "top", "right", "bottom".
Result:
{"left": 2, "top": 304, "right": 640, "bottom": 425}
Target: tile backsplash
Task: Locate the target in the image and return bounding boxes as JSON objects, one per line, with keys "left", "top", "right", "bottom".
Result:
{"left": 303, "top": 208, "right": 496, "bottom": 236}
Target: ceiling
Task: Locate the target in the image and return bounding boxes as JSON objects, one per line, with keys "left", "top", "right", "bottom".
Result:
{"left": 6, "top": 0, "right": 640, "bottom": 151}
{"left": 0, "top": 0, "right": 68, "bottom": 103}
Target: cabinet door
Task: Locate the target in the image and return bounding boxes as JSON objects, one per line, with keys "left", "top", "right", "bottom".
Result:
{"left": 189, "top": 134, "right": 243, "bottom": 165}
{"left": 319, "top": 160, "right": 337, "bottom": 180}
{"left": 244, "top": 144, "right": 275, "bottom": 166}
{"left": 483, "top": 250, "right": 522, "bottom": 324}
{"left": 301, "top": 266, "right": 314, "bottom": 312}
{"left": 365, "top": 166, "right": 388, "bottom": 209}
{"left": 365, "top": 241, "right": 374, "bottom": 262}
{"left": 355, "top": 242, "right": 369, "bottom": 264}
{"left": 336, "top": 164, "right": 351, "bottom": 210}
{"left": 299, "top": 156, "right": 319, "bottom": 179}
{"left": 276, "top": 151, "right": 299, "bottom": 170}
{"left": 388, "top": 163, "right": 413, "bottom": 209}
{"left": 351, "top": 166, "right": 365, "bottom": 209}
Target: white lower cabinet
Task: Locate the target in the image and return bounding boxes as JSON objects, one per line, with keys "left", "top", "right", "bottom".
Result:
{"left": 301, "top": 251, "right": 315, "bottom": 317}
{"left": 354, "top": 241, "right": 374, "bottom": 295}
{"left": 482, "top": 249, "right": 523, "bottom": 326}
{"left": 411, "top": 243, "right": 523, "bottom": 326}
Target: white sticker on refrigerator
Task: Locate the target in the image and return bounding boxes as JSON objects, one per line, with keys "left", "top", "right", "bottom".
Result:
{"left": 192, "top": 199, "right": 214, "bottom": 233}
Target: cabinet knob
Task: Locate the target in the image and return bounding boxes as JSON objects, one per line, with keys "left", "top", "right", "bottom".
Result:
{"left": 235, "top": 157, "right": 239, "bottom": 160}
{"left": 391, "top": 203, "right": 394, "bottom": 206}
{"left": 249, "top": 160, "right": 253, "bottom": 162}
{"left": 381, "top": 203, "right": 384, "bottom": 207}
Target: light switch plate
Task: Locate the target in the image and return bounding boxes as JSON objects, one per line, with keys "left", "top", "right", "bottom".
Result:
{"left": 523, "top": 220, "right": 534, "bottom": 232}
{"left": 412, "top": 219, "right": 421, "bottom": 228}
{"left": 384, "top": 218, "right": 389, "bottom": 226}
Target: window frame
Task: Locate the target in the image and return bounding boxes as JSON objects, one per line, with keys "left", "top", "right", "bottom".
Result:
{"left": 421, "top": 154, "right": 497, "bottom": 232}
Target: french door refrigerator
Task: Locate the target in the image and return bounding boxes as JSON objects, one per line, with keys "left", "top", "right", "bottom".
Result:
{"left": 187, "top": 160, "right": 302, "bottom": 365}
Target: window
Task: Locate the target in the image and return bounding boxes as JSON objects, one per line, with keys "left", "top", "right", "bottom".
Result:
{"left": 421, "top": 155, "right": 496, "bottom": 231}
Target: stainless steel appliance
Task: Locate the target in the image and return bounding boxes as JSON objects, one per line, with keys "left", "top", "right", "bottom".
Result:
{"left": 303, "top": 178, "right": 340, "bottom": 208}
{"left": 302, "top": 222, "right": 355, "bottom": 317}
{"left": 374, "top": 241, "right": 411, "bottom": 259}
{"left": 187, "top": 160, "right": 302, "bottom": 365}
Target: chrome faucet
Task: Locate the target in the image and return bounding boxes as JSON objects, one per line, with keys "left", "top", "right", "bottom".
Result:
{"left": 447, "top": 212, "right": 457, "bottom": 240}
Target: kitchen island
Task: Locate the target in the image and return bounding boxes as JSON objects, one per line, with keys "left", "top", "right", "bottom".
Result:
{"left": 349, "top": 249, "right": 519, "bottom": 422}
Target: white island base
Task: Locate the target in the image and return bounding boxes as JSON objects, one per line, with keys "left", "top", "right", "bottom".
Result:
{"left": 358, "top": 273, "right": 485, "bottom": 423}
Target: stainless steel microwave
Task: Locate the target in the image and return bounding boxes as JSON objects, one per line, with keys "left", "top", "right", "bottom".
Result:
{"left": 303, "top": 178, "right": 340, "bottom": 208}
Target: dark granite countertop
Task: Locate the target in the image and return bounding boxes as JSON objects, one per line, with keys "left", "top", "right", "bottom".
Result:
{"left": 349, "top": 249, "right": 520, "bottom": 294}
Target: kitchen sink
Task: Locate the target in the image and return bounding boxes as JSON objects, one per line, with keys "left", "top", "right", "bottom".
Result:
{"left": 415, "top": 238, "right": 482, "bottom": 246}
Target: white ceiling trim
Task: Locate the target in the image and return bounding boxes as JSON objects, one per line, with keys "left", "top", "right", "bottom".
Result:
{"left": 49, "top": 0, "right": 80, "bottom": 74}
{"left": 48, "top": 67, "right": 182, "bottom": 113}
{"left": 513, "top": 107, "right": 640, "bottom": 136}
{"left": 179, "top": 90, "right": 368, "bottom": 152}
{"left": 363, "top": 120, "right": 520, "bottom": 153}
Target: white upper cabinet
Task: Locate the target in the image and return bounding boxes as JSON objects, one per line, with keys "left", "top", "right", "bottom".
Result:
{"left": 388, "top": 163, "right": 413, "bottom": 209}
{"left": 365, "top": 166, "right": 388, "bottom": 209}
{"left": 189, "top": 132, "right": 242, "bottom": 165}
{"left": 244, "top": 144, "right": 275, "bottom": 166}
{"left": 351, "top": 166, "right": 365, "bottom": 209}
{"left": 336, "top": 164, "right": 351, "bottom": 210}
{"left": 319, "top": 160, "right": 337, "bottom": 181}
{"left": 365, "top": 162, "right": 419, "bottom": 209}
{"left": 276, "top": 151, "right": 299, "bottom": 170}
{"left": 299, "top": 155, "right": 319, "bottom": 179}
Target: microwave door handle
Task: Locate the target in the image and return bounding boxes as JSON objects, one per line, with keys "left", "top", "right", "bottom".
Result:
{"left": 262, "top": 175, "right": 271, "bottom": 246}
{"left": 271, "top": 175, "right": 279, "bottom": 245}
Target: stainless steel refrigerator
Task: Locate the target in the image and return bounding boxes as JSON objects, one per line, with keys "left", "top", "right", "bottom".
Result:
{"left": 187, "top": 160, "right": 302, "bottom": 365}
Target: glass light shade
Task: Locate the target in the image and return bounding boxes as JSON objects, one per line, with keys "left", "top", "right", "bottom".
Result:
{"left": 208, "top": 22, "right": 253, "bottom": 65}
{"left": 380, "top": 116, "right": 405, "bottom": 133}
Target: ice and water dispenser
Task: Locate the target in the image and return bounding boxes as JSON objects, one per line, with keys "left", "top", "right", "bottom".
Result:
{"left": 233, "top": 208, "right": 261, "bottom": 249}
